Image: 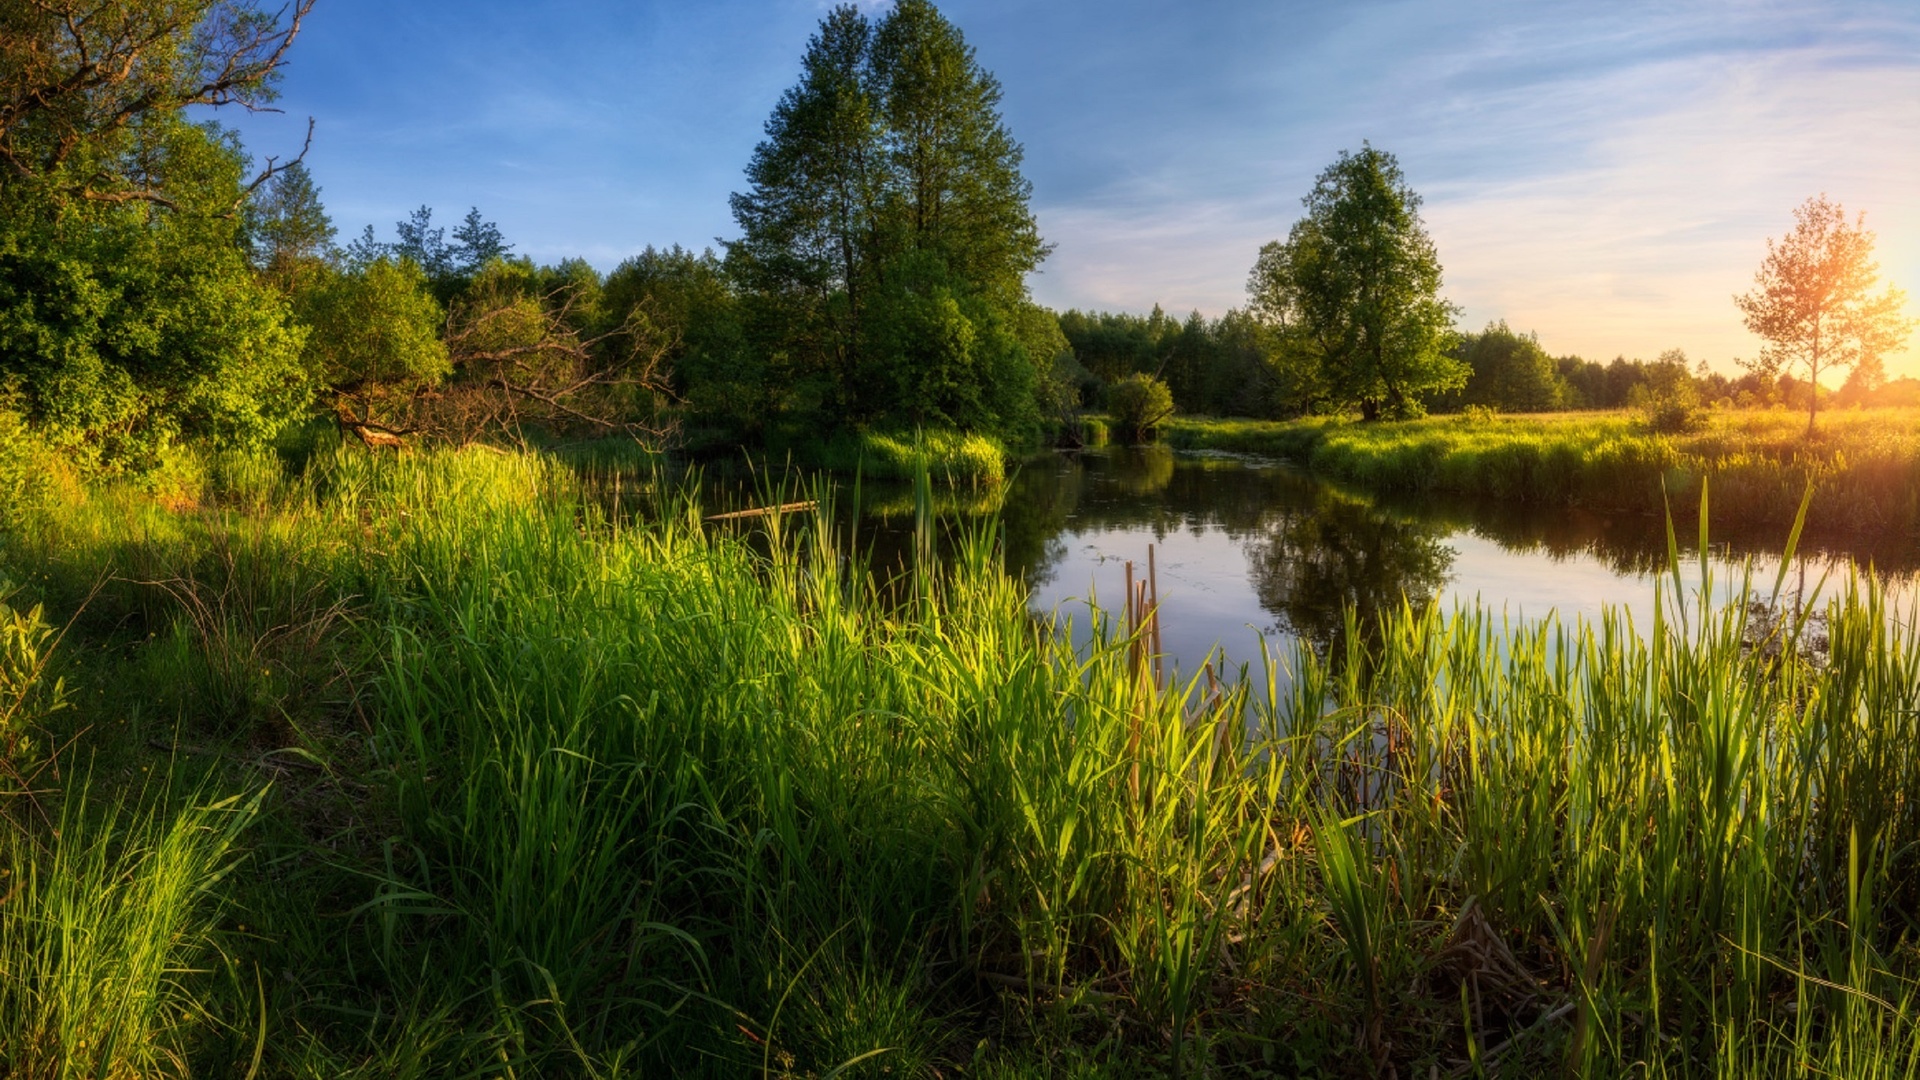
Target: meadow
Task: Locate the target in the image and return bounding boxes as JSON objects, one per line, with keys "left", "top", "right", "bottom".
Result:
{"left": 1165, "top": 408, "right": 1920, "bottom": 539}
{"left": 1, "top": 436, "right": 1918, "bottom": 1077}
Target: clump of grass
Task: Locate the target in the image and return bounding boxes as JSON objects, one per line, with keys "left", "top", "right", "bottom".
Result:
{"left": 0, "top": 786, "right": 261, "bottom": 1079}
{"left": 809, "top": 427, "right": 1007, "bottom": 485}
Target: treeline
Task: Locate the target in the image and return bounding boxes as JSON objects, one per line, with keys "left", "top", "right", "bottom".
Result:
{"left": 4, "top": 0, "right": 1913, "bottom": 484}
{"left": 1054, "top": 309, "right": 1920, "bottom": 422}
{"left": 0, "top": 0, "right": 1070, "bottom": 477}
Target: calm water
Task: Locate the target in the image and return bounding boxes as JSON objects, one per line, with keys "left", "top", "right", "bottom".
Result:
{"left": 681, "top": 446, "right": 1920, "bottom": 680}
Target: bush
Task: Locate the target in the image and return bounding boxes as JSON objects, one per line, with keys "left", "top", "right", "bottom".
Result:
{"left": 0, "top": 598, "right": 65, "bottom": 774}
{"left": 1106, "top": 374, "right": 1174, "bottom": 443}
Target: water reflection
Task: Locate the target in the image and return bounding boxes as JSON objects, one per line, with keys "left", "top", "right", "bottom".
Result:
{"left": 617, "top": 446, "right": 1917, "bottom": 677}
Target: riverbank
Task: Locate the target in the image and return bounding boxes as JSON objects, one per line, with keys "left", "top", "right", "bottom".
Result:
{"left": 2, "top": 444, "right": 1917, "bottom": 1076}
{"left": 1165, "top": 408, "right": 1920, "bottom": 536}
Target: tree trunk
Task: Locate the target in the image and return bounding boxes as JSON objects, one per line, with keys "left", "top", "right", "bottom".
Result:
{"left": 1359, "top": 397, "right": 1380, "bottom": 422}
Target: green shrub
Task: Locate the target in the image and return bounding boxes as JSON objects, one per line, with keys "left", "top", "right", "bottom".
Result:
{"left": 1080, "top": 415, "right": 1110, "bottom": 448}
{"left": 0, "top": 599, "right": 64, "bottom": 774}
{"left": 1106, "top": 374, "right": 1174, "bottom": 443}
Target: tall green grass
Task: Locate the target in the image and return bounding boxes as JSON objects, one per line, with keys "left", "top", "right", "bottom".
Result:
{"left": 804, "top": 427, "right": 1008, "bottom": 485}
{"left": 1168, "top": 408, "right": 1920, "bottom": 535}
{"left": 2, "top": 442, "right": 1918, "bottom": 1075}
{"left": 0, "top": 786, "right": 261, "bottom": 1079}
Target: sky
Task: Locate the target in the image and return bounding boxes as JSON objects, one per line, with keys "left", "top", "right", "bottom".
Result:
{"left": 227, "top": 0, "right": 1920, "bottom": 376}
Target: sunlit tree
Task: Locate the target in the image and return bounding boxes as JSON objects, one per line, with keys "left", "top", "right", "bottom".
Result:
{"left": 1248, "top": 145, "right": 1463, "bottom": 420}
{"left": 1736, "top": 195, "right": 1914, "bottom": 434}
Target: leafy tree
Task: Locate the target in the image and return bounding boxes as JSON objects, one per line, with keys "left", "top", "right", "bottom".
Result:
{"left": 0, "top": 0, "right": 313, "bottom": 207}
{"left": 1448, "top": 322, "right": 1566, "bottom": 413}
{"left": 728, "top": 0, "right": 1047, "bottom": 440}
{"left": 343, "top": 224, "right": 388, "bottom": 267}
{"left": 1106, "top": 373, "right": 1174, "bottom": 443}
{"left": 1248, "top": 145, "right": 1464, "bottom": 420}
{"left": 293, "top": 257, "right": 448, "bottom": 440}
{"left": 1628, "top": 348, "right": 1703, "bottom": 433}
{"left": 392, "top": 205, "right": 454, "bottom": 281}
{"left": 248, "top": 160, "right": 335, "bottom": 289}
{"left": 604, "top": 246, "right": 755, "bottom": 439}
{"left": 867, "top": 0, "right": 1046, "bottom": 301}
{"left": 0, "top": 120, "right": 308, "bottom": 468}
{"left": 1736, "top": 195, "right": 1915, "bottom": 434}
{"left": 727, "top": 4, "right": 880, "bottom": 412}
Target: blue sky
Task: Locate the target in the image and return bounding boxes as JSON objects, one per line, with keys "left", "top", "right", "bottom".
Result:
{"left": 229, "top": 0, "right": 1920, "bottom": 375}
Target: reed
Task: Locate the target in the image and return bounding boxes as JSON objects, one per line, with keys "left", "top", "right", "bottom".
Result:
{"left": 1, "top": 443, "right": 1917, "bottom": 1075}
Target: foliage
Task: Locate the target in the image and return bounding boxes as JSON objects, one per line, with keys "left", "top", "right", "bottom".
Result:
{"left": 808, "top": 426, "right": 1006, "bottom": 484}
{"left": 1107, "top": 372, "right": 1175, "bottom": 443}
{"left": 727, "top": 0, "right": 1048, "bottom": 441}
{"left": 246, "top": 159, "right": 334, "bottom": 290}
{"left": 1441, "top": 321, "right": 1567, "bottom": 413}
{"left": 1168, "top": 407, "right": 1920, "bottom": 533}
{"left": 603, "top": 245, "right": 756, "bottom": 443}
{"left": 1629, "top": 348, "right": 1704, "bottom": 433}
{"left": 1057, "top": 306, "right": 1274, "bottom": 418}
{"left": 6, "top": 447, "right": 1920, "bottom": 1075}
{"left": 0, "top": 596, "right": 64, "bottom": 775}
{"left": 1248, "top": 144, "right": 1465, "bottom": 420}
{"left": 294, "top": 257, "right": 450, "bottom": 433}
{"left": 0, "top": 0, "right": 312, "bottom": 206}
{"left": 1736, "top": 195, "right": 1915, "bottom": 434}
{"left": 0, "top": 122, "right": 310, "bottom": 471}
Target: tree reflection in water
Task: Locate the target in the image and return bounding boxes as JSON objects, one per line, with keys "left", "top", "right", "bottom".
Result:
{"left": 662, "top": 446, "right": 1915, "bottom": 677}
{"left": 1005, "top": 447, "right": 1454, "bottom": 656}
{"left": 1239, "top": 485, "right": 1454, "bottom": 654}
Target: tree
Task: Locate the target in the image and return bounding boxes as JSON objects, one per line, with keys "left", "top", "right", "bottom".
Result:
{"left": 867, "top": 0, "right": 1046, "bottom": 302}
{"left": 294, "top": 257, "right": 449, "bottom": 441}
{"left": 392, "top": 205, "right": 453, "bottom": 280}
{"left": 728, "top": 0, "right": 1048, "bottom": 439}
{"left": 1736, "top": 195, "right": 1914, "bottom": 434}
{"left": 1248, "top": 145, "right": 1463, "bottom": 420}
{"left": 248, "top": 159, "right": 334, "bottom": 289}
{"left": 727, "top": 4, "right": 880, "bottom": 412}
{"left": 1449, "top": 322, "right": 1566, "bottom": 413}
{"left": 451, "top": 208, "right": 512, "bottom": 275}
{"left": 1106, "top": 373, "right": 1174, "bottom": 443}
{"left": 0, "top": 119, "right": 309, "bottom": 468}
{"left": 1, "top": 0, "right": 315, "bottom": 207}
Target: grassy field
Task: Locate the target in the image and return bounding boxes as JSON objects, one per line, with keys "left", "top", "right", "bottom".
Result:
{"left": 1166, "top": 408, "right": 1920, "bottom": 538}
{"left": 1, "top": 438, "right": 1918, "bottom": 1076}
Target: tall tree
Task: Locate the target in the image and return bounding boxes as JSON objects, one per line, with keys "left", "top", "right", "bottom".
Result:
{"left": 728, "top": 4, "right": 880, "bottom": 411}
{"left": 1450, "top": 322, "right": 1567, "bottom": 413}
{"left": 728, "top": 0, "right": 1047, "bottom": 437}
{"left": 1736, "top": 195, "right": 1914, "bottom": 434}
{"left": 392, "top": 205, "right": 453, "bottom": 280}
{"left": 867, "top": 0, "right": 1045, "bottom": 301}
{"left": 451, "top": 207, "right": 512, "bottom": 275}
{"left": 1248, "top": 145, "right": 1463, "bottom": 420}
{"left": 0, "top": 0, "right": 314, "bottom": 207}
{"left": 248, "top": 159, "right": 334, "bottom": 288}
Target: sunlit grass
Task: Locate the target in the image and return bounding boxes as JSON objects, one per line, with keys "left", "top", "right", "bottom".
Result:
{"left": 1168, "top": 407, "right": 1920, "bottom": 534}
{"left": 0, "top": 440, "right": 1917, "bottom": 1075}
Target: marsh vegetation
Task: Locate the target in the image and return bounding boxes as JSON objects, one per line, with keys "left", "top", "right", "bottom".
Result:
{"left": 1, "top": 442, "right": 1918, "bottom": 1076}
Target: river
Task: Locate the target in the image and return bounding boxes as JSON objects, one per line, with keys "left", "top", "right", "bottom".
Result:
{"left": 682, "top": 445, "right": 1919, "bottom": 682}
